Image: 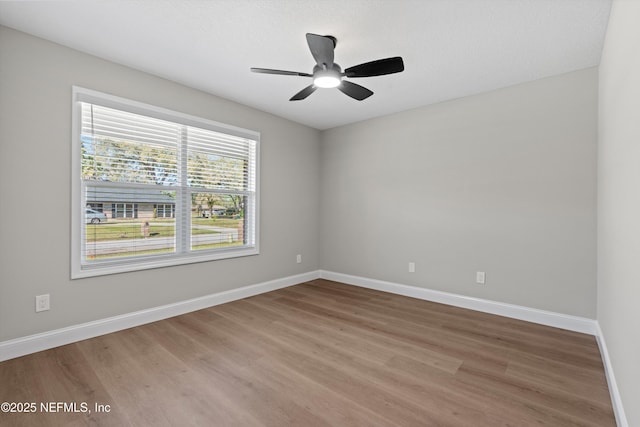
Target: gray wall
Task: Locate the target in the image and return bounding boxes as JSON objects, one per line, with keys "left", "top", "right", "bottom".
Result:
{"left": 0, "top": 26, "right": 321, "bottom": 341}
{"left": 320, "top": 68, "right": 598, "bottom": 318}
{"left": 598, "top": 0, "right": 640, "bottom": 425}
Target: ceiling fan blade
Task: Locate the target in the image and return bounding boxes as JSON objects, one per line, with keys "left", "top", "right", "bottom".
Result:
{"left": 290, "top": 85, "right": 317, "bottom": 101}
{"left": 306, "top": 33, "right": 334, "bottom": 68}
{"left": 338, "top": 81, "right": 373, "bottom": 101}
{"left": 251, "top": 68, "right": 312, "bottom": 77}
{"left": 344, "top": 57, "right": 405, "bottom": 78}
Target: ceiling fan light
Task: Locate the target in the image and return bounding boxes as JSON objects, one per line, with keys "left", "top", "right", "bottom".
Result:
{"left": 313, "top": 69, "right": 341, "bottom": 88}
{"left": 314, "top": 76, "right": 341, "bottom": 88}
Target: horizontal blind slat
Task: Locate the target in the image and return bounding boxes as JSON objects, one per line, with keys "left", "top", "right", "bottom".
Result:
{"left": 81, "top": 103, "right": 180, "bottom": 148}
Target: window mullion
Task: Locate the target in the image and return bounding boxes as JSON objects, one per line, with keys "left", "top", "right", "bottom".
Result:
{"left": 177, "top": 125, "right": 189, "bottom": 254}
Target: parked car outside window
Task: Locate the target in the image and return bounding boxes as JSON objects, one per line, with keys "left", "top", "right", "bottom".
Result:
{"left": 201, "top": 208, "right": 226, "bottom": 218}
{"left": 86, "top": 208, "right": 107, "bottom": 224}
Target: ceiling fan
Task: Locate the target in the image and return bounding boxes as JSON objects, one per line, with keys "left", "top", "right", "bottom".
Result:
{"left": 251, "top": 33, "right": 405, "bottom": 101}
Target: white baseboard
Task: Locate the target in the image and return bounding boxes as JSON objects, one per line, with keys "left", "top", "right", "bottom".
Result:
{"left": 0, "top": 270, "right": 321, "bottom": 362}
{"left": 595, "top": 323, "right": 629, "bottom": 427}
{"left": 319, "top": 270, "right": 597, "bottom": 335}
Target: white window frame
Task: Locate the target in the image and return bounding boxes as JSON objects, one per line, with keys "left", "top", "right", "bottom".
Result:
{"left": 71, "top": 87, "right": 260, "bottom": 279}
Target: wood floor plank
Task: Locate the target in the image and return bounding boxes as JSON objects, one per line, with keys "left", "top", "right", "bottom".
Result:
{"left": 246, "top": 297, "right": 464, "bottom": 375}
{"left": 214, "top": 303, "right": 464, "bottom": 425}
{"left": 0, "top": 343, "right": 129, "bottom": 427}
{"left": 455, "top": 362, "right": 614, "bottom": 427}
{"left": 175, "top": 307, "right": 395, "bottom": 426}
{"left": 76, "top": 326, "right": 263, "bottom": 427}
{"left": 0, "top": 280, "right": 615, "bottom": 426}
{"left": 270, "top": 295, "right": 512, "bottom": 375}
{"left": 301, "top": 281, "right": 601, "bottom": 360}
{"left": 309, "top": 280, "right": 598, "bottom": 349}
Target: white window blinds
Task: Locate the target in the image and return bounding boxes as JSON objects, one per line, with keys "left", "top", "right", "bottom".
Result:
{"left": 72, "top": 87, "right": 259, "bottom": 278}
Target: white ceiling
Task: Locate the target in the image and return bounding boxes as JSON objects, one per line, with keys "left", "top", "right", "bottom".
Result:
{"left": 0, "top": 0, "right": 611, "bottom": 130}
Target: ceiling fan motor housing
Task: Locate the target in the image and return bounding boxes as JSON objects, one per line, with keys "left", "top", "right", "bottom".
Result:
{"left": 313, "top": 63, "right": 341, "bottom": 74}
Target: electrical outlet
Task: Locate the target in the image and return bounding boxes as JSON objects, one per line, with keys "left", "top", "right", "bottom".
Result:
{"left": 296, "top": 254, "right": 302, "bottom": 264}
{"left": 35, "top": 294, "right": 50, "bottom": 312}
{"left": 408, "top": 262, "right": 415, "bottom": 273}
{"left": 476, "top": 271, "right": 486, "bottom": 285}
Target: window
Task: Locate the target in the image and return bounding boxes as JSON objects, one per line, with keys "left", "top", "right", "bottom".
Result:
{"left": 113, "top": 203, "right": 137, "bottom": 219}
{"left": 71, "top": 87, "right": 259, "bottom": 278}
{"left": 155, "top": 204, "right": 175, "bottom": 219}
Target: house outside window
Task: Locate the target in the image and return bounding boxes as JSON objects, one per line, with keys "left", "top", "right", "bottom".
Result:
{"left": 71, "top": 87, "right": 259, "bottom": 278}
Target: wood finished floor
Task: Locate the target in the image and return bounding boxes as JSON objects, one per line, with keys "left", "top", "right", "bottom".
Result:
{"left": 0, "top": 279, "right": 615, "bottom": 426}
